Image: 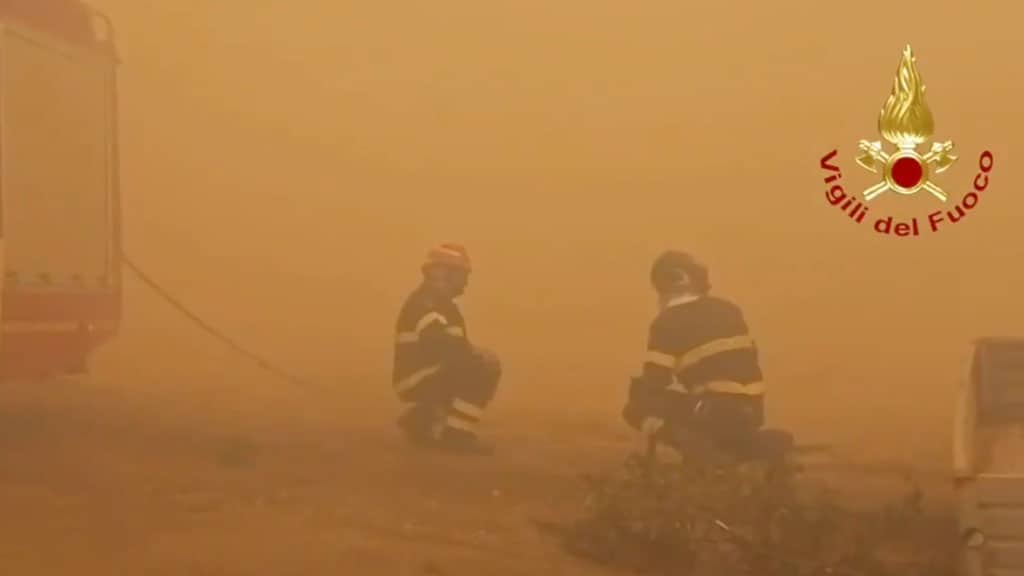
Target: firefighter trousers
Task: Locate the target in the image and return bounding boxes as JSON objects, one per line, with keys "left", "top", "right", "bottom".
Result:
{"left": 626, "top": 387, "right": 764, "bottom": 458}
{"left": 401, "top": 347, "right": 501, "bottom": 437}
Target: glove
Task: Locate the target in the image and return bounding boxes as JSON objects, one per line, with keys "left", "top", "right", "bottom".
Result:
{"left": 625, "top": 376, "right": 665, "bottom": 437}
{"left": 623, "top": 377, "right": 647, "bottom": 423}
{"left": 621, "top": 400, "right": 643, "bottom": 429}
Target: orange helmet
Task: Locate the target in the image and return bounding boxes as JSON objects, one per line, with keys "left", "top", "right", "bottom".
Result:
{"left": 423, "top": 243, "right": 472, "bottom": 272}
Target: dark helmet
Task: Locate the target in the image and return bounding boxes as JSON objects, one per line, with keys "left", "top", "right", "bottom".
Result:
{"left": 650, "top": 250, "right": 710, "bottom": 294}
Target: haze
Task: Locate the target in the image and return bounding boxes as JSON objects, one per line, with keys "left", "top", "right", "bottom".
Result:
{"left": 88, "top": 0, "right": 1023, "bottom": 464}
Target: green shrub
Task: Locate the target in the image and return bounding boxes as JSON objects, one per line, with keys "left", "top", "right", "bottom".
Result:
{"left": 558, "top": 440, "right": 957, "bottom": 576}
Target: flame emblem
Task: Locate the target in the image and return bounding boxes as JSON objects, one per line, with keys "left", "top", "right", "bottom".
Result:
{"left": 856, "top": 45, "right": 957, "bottom": 202}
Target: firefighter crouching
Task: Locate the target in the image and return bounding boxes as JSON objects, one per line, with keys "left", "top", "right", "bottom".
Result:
{"left": 622, "top": 250, "right": 766, "bottom": 460}
{"left": 392, "top": 244, "right": 501, "bottom": 455}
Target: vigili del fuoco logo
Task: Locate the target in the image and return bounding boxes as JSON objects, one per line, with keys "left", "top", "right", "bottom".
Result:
{"left": 819, "top": 45, "right": 993, "bottom": 237}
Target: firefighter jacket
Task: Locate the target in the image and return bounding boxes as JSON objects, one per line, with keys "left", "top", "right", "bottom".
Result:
{"left": 392, "top": 284, "right": 471, "bottom": 397}
{"left": 639, "top": 294, "right": 765, "bottom": 399}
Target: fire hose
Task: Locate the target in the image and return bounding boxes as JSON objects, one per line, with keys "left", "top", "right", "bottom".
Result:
{"left": 120, "top": 252, "right": 311, "bottom": 387}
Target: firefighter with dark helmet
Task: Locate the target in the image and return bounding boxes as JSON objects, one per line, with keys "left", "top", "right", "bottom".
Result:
{"left": 391, "top": 243, "right": 501, "bottom": 455}
{"left": 622, "top": 250, "right": 766, "bottom": 459}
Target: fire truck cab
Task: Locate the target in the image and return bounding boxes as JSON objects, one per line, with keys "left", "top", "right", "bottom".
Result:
{"left": 955, "top": 337, "right": 1024, "bottom": 574}
{"left": 0, "top": 0, "right": 121, "bottom": 378}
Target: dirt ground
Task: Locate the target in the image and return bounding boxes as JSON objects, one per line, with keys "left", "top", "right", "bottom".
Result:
{"left": 0, "top": 375, "right": 954, "bottom": 576}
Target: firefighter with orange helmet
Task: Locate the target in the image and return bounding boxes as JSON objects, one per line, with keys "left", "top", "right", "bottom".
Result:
{"left": 391, "top": 244, "right": 501, "bottom": 454}
{"left": 623, "top": 250, "right": 767, "bottom": 459}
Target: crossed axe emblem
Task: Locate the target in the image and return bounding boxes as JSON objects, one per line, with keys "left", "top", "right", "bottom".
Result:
{"left": 855, "top": 140, "right": 957, "bottom": 202}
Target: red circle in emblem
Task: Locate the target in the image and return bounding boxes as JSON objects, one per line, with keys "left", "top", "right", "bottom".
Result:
{"left": 891, "top": 157, "right": 924, "bottom": 189}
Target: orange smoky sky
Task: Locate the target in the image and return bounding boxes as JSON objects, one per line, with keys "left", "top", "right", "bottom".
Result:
{"left": 85, "top": 0, "right": 1022, "bottom": 462}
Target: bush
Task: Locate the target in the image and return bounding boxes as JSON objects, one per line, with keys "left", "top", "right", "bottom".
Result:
{"left": 558, "top": 438, "right": 958, "bottom": 576}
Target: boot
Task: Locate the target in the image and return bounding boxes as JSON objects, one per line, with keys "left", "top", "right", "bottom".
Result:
{"left": 396, "top": 404, "right": 441, "bottom": 447}
{"left": 435, "top": 427, "right": 494, "bottom": 456}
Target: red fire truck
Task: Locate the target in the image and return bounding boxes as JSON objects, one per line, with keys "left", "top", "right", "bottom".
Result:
{"left": 0, "top": 0, "right": 121, "bottom": 378}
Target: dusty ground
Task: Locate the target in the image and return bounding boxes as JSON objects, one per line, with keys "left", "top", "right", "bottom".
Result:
{"left": 0, "top": 375, "right": 953, "bottom": 576}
